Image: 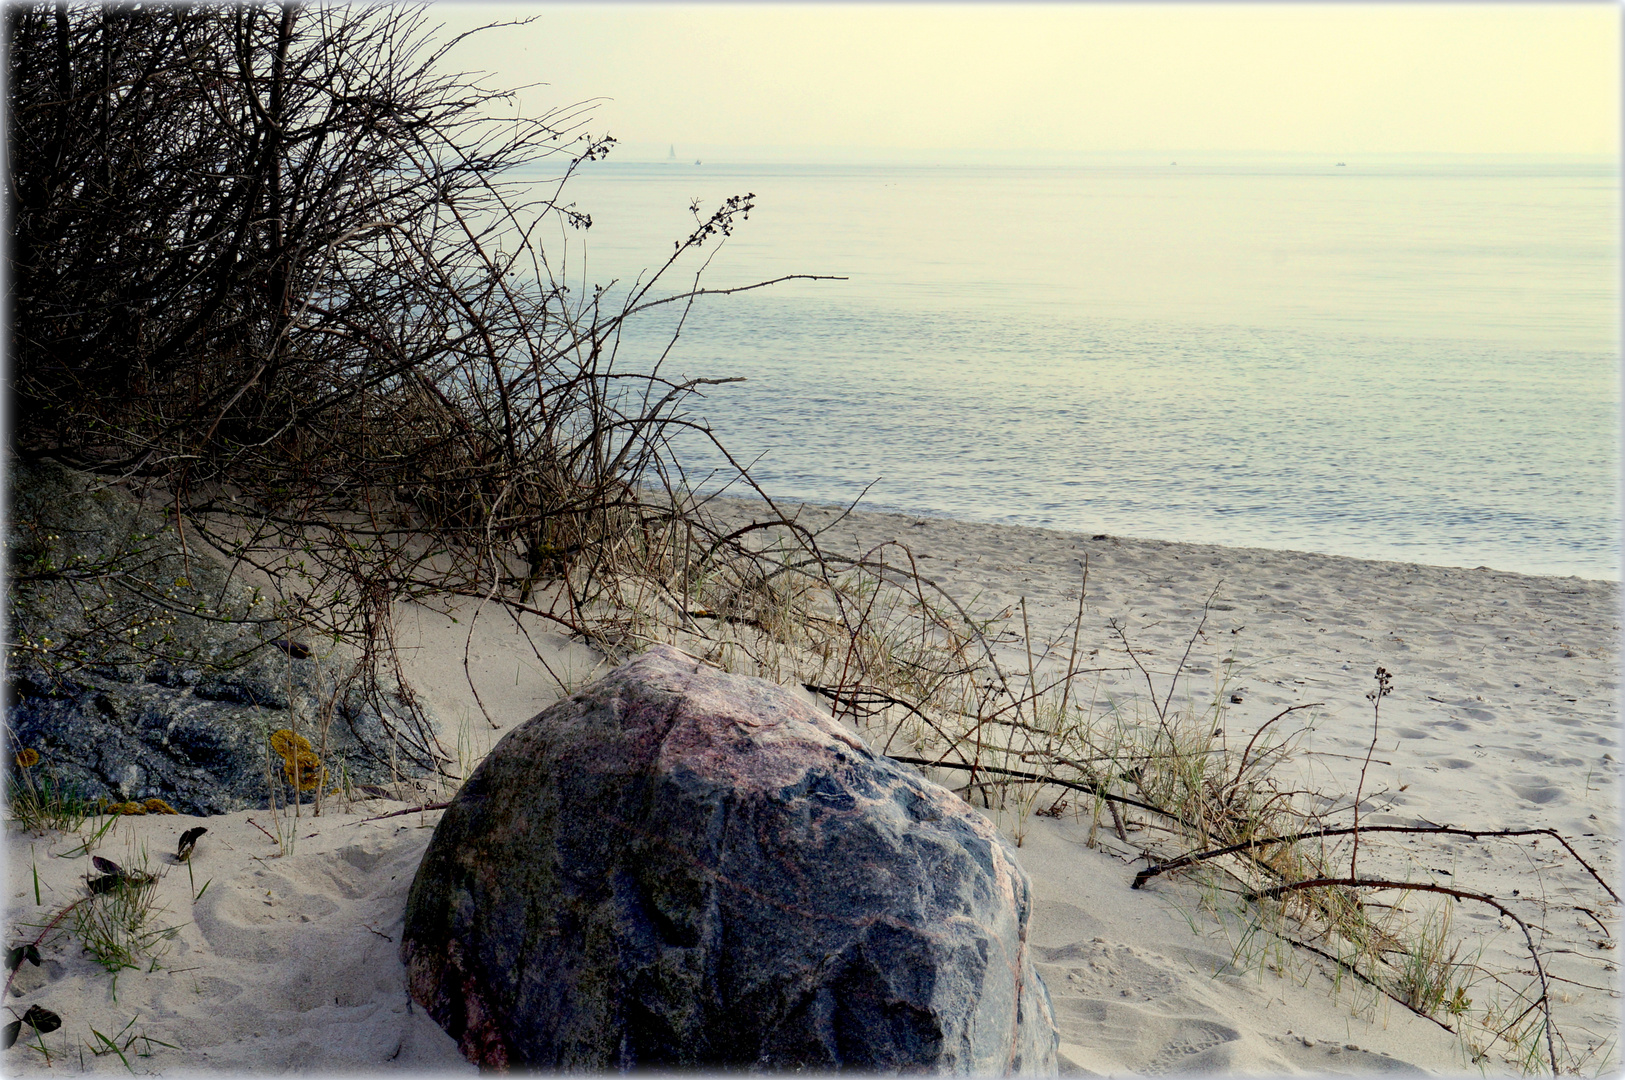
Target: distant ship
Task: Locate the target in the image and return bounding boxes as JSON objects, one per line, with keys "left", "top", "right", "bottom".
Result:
{"left": 1336, "top": 162, "right": 1346, "bottom": 166}
{"left": 668, "top": 144, "right": 676, "bottom": 161}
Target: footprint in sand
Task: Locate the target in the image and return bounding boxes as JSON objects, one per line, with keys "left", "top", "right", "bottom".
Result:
{"left": 1037, "top": 940, "right": 1253, "bottom": 1074}
{"left": 1049, "top": 997, "right": 1243, "bottom": 1075}
{"left": 192, "top": 878, "right": 341, "bottom": 961}
{"left": 1512, "top": 783, "right": 1567, "bottom": 806}
{"left": 1036, "top": 940, "right": 1183, "bottom": 1003}
{"left": 1141, "top": 1018, "right": 1244, "bottom": 1074}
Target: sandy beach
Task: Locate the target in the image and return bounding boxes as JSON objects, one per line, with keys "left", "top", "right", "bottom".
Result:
{"left": 5, "top": 502, "right": 1618, "bottom": 1075}
{"left": 9, "top": 3, "right": 1617, "bottom": 1074}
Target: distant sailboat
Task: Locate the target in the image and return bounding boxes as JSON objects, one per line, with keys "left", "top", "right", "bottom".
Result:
{"left": 669, "top": 144, "right": 676, "bottom": 161}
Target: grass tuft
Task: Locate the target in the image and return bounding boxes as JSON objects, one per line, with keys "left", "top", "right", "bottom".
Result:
{"left": 8, "top": 751, "right": 93, "bottom": 834}
{"left": 70, "top": 846, "right": 173, "bottom": 974}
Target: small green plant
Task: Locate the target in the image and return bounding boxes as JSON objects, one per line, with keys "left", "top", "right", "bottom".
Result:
{"left": 56, "top": 813, "right": 119, "bottom": 859}
{"left": 87, "top": 1023, "right": 132, "bottom": 1071}
{"left": 85, "top": 1014, "right": 179, "bottom": 1072}
{"left": 8, "top": 749, "right": 92, "bottom": 833}
{"left": 5, "top": 943, "right": 42, "bottom": 974}
{"left": 449, "top": 706, "right": 479, "bottom": 798}
{"left": 182, "top": 848, "right": 211, "bottom": 904}
{"left": 2, "top": 1003, "right": 61, "bottom": 1051}
{"left": 71, "top": 850, "right": 174, "bottom": 973}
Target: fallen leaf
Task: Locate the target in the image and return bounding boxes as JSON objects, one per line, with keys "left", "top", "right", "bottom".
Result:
{"left": 22, "top": 1005, "right": 60, "bottom": 1034}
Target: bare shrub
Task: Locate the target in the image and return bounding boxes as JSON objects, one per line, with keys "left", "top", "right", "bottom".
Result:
{"left": 6, "top": 4, "right": 832, "bottom": 772}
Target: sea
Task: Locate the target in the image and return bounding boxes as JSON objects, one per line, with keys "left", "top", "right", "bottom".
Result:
{"left": 532, "top": 154, "right": 1620, "bottom": 580}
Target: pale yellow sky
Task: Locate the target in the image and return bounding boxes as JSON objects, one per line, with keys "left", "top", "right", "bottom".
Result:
{"left": 431, "top": 3, "right": 1619, "bottom": 157}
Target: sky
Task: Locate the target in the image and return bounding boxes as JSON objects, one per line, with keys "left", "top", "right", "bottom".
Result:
{"left": 429, "top": 3, "right": 1620, "bottom": 161}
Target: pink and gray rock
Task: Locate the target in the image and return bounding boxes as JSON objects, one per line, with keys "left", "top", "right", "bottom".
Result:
{"left": 400, "top": 644, "right": 1058, "bottom": 1073}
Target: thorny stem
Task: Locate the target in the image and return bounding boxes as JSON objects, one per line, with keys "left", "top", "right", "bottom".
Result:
{"left": 1134, "top": 823, "right": 1618, "bottom": 899}
{"left": 1057, "top": 557, "right": 1088, "bottom": 721}
{"left": 886, "top": 755, "right": 1196, "bottom": 831}
{"left": 1229, "top": 703, "right": 1323, "bottom": 806}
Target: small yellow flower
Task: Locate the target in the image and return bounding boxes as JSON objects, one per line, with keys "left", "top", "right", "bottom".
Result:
{"left": 14, "top": 749, "right": 39, "bottom": 769}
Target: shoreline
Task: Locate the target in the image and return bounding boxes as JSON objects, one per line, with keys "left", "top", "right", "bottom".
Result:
{"left": 705, "top": 489, "right": 1622, "bottom": 585}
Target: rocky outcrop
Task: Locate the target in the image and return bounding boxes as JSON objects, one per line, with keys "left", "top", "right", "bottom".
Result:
{"left": 401, "top": 643, "right": 1058, "bottom": 1073}
{"left": 5, "top": 458, "right": 433, "bottom": 814}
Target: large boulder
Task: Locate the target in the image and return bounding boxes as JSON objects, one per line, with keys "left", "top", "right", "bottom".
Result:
{"left": 401, "top": 643, "right": 1058, "bottom": 1073}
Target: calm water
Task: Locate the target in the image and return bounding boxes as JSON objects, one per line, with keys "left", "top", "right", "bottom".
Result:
{"left": 543, "top": 157, "right": 1620, "bottom": 580}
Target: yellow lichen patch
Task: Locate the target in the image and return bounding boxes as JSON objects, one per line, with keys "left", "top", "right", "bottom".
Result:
{"left": 101, "top": 800, "right": 146, "bottom": 815}
{"left": 142, "top": 798, "right": 178, "bottom": 815}
{"left": 14, "top": 748, "right": 39, "bottom": 769}
{"left": 269, "top": 729, "right": 325, "bottom": 792}
{"left": 282, "top": 751, "right": 324, "bottom": 792}
{"left": 268, "top": 729, "right": 314, "bottom": 759}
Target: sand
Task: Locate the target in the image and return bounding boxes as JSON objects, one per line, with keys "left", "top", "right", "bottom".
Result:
{"left": 4, "top": 502, "right": 1618, "bottom": 1075}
